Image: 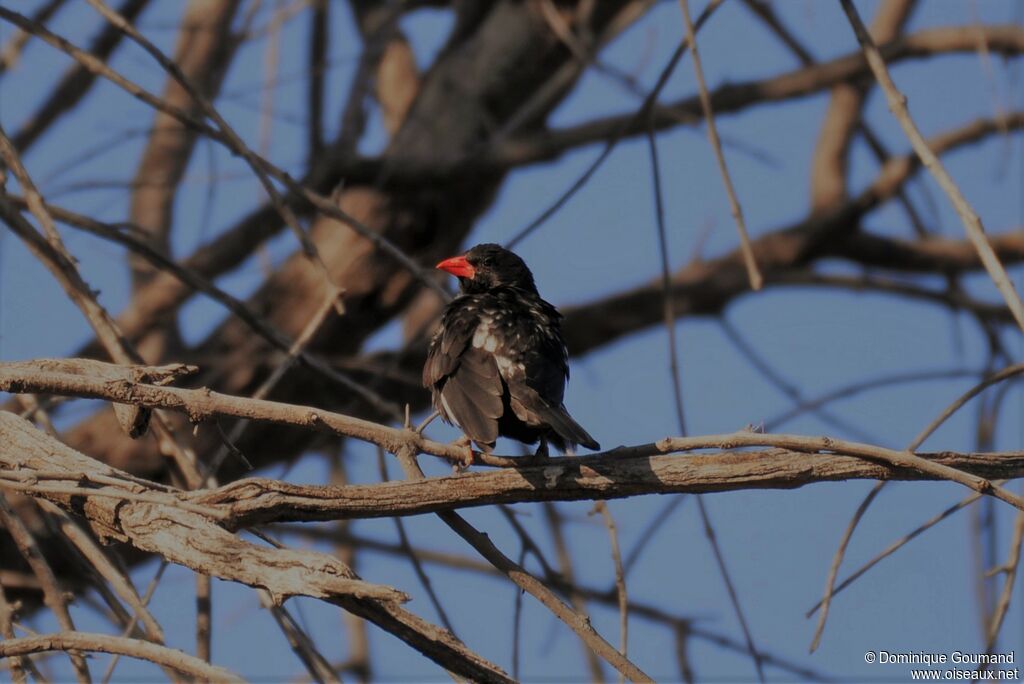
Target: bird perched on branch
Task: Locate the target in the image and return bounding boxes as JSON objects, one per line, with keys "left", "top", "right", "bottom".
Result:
{"left": 424, "top": 243, "right": 600, "bottom": 462}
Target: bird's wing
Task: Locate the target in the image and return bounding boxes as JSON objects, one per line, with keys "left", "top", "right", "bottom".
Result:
{"left": 505, "top": 372, "right": 600, "bottom": 450}
{"left": 494, "top": 299, "right": 600, "bottom": 450}
{"left": 424, "top": 302, "right": 504, "bottom": 445}
{"left": 439, "top": 346, "right": 504, "bottom": 444}
{"left": 423, "top": 303, "right": 473, "bottom": 385}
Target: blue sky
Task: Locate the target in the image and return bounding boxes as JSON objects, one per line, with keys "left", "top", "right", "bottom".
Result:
{"left": 1, "top": 1, "right": 1023, "bottom": 681}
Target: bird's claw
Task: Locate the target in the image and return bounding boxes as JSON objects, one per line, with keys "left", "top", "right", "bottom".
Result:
{"left": 452, "top": 436, "right": 476, "bottom": 471}
{"left": 519, "top": 439, "right": 550, "bottom": 465}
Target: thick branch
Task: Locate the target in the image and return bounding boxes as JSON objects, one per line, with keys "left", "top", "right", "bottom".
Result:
{"left": 0, "top": 412, "right": 406, "bottom": 604}
{"left": 2, "top": 371, "right": 1022, "bottom": 524}
{"left": 0, "top": 412, "right": 512, "bottom": 682}
{"left": 829, "top": 230, "right": 1024, "bottom": 272}
{"left": 560, "top": 104, "right": 1024, "bottom": 357}
{"left": 809, "top": 0, "right": 917, "bottom": 211}
{"left": 0, "top": 360, "right": 502, "bottom": 466}
{"left": 200, "top": 444, "right": 1024, "bottom": 525}
{"left": 499, "top": 25, "right": 1024, "bottom": 167}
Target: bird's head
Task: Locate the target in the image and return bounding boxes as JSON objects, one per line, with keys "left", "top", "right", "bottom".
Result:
{"left": 435, "top": 243, "right": 538, "bottom": 295}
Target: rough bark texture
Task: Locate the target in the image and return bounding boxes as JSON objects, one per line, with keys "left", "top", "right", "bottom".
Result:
{"left": 2, "top": 1, "right": 1024, "bottom": 678}
{"left": 0, "top": 411, "right": 512, "bottom": 682}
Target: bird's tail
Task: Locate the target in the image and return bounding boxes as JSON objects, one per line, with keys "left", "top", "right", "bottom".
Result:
{"left": 538, "top": 402, "right": 600, "bottom": 451}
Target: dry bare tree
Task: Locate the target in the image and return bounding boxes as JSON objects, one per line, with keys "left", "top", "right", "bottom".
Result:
{"left": 0, "top": 0, "right": 1023, "bottom": 681}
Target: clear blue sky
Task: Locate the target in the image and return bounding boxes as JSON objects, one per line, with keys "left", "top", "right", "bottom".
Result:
{"left": 1, "top": 1, "right": 1022, "bottom": 681}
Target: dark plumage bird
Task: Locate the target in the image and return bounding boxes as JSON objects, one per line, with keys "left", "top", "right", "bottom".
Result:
{"left": 423, "top": 243, "right": 600, "bottom": 457}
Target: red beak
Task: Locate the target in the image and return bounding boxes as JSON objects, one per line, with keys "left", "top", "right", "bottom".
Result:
{"left": 436, "top": 255, "right": 476, "bottom": 279}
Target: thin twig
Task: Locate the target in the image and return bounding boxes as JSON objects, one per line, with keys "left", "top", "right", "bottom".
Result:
{"left": 0, "top": 0, "right": 64, "bottom": 73}
{"left": 719, "top": 316, "right": 879, "bottom": 443}
{"left": 622, "top": 496, "right": 687, "bottom": 577}
{"left": 647, "top": 77, "right": 763, "bottom": 681}
{"left": 838, "top": 0, "right": 1024, "bottom": 334}
{"left": 0, "top": 126, "right": 139, "bottom": 367}
{"left": 541, "top": 502, "right": 606, "bottom": 683}
{"left": 981, "top": 507, "right": 1024, "bottom": 663}
{"left": 594, "top": 500, "right": 629, "bottom": 681}
{"left": 506, "top": 0, "right": 724, "bottom": 248}
{"left": 0, "top": 493, "right": 90, "bottom": 683}
{"left": 511, "top": 547, "right": 526, "bottom": 682}
{"left": 646, "top": 121, "right": 686, "bottom": 435}
{"left": 375, "top": 447, "right": 456, "bottom": 635}
{"left": 85, "top": 0, "right": 326, "bottom": 273}
{"left": 10, "top": 0, "right": 149, "bottom": 153}
{"left": 102, "top": 560, "right": 169, "bottom": 684}
{"left": 766, "top": 368, "right": 982, "bottom": 431}
{"left": 806, "top": 485, "right": 996, "bottom": 618}
{"left": 908, "top": 364, "right": 1024, "bottom": 451}
{"left": 204, "top": 288, "right": 346, "bottom": 481}
{"left": 677, "top": 0, "right": 762, "bottom": 290}
{"left": 809, "top": 481, "right": 884, "bottom": 652}
{"left": 260, "top": 589, "right": 340, "bottom": 684}
{"left": 694, "top": 497, "right": 765, "bottom": 681}
{"left": 0, "top": 580, "right": 28, "bottom": 684}
{"left": 0, "top": 632, "right": 244, "bottom": 682}
{"left": 0, "top": 4, "right": 448, "bottom": 300}
{"left": 393, "top": 447, "right": 654, "bottom": 682}
{"left": 811, "top": 363, "right": 1024, "bottom": 648}
{"left": 307, "top": 0, "right": 327, "bottom": 162}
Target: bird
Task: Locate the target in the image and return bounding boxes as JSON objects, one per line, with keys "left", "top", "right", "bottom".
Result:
{"left": 423, "top": 243, "right": 600, "bottom": 461}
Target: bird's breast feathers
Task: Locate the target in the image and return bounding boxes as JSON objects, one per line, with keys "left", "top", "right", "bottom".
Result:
{"left": 427, "top": 289, "right": 568, "bottom": 385}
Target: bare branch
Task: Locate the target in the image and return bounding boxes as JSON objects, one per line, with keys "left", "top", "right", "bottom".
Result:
{"left": 506, "top": 0, "right": 725, "bottom": 248}
{"left": 808, "top": 0, "right": 917, "bottom": 211}
{"left": 0, "top": 412, "right": 512, "bottom": 682}
{"left": 0, "top": 4, "right": 448, "bottom": 299}
{"left": 4, "top": 361, "right": 1024, "bottom": 516}
{"left": 34, "top": 500, "right": 165, "bottom": 646}
{"left": 391, "top": 448, "right": 655, "bottom": 683}
{"left": 677, "top": 0, "right": 761, "bottom": 290}
{"left": 560, "top": 106, "right": 1024, "bottom": 359}
{"left": 838, "top": 0, "right": 1024, "bottom": 334}
{"left": 505, "top": 25, "right": 1024, "bottom": 167}
{"left": 10, "top": 0, "right": 149, "bottom": 152}
{"left": 307, "top": 0, "right": 328, "bottom": 161}
{"left": 542, "top": 502, "right": 607, "bottom": 682}
{"left": 982, "top": 509, "right": 1024, "bottom": 659}
{"left": 594, "top": 501, "right": 629, "bottom": 680}
{"left": 0, "top": 0, "right": 65, "bottom": 73}
{"left": 0, "top": 493, "right": 90, "bottom": 683}
{"left": 0, "top": 632, "right": 244, "bottom": 682}
{"left": 0, "top": 581, "right": 27, "bottom": 684}
{"left": 126, "top": 0, "right": 240, "bottom": 287}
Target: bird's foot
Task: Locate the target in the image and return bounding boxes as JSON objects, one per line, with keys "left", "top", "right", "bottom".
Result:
{"left": 519, "top": 439, "right": 550, "bottom": 466}
{"left": 451, "top": 435, "right": 476, "bottom": 472}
